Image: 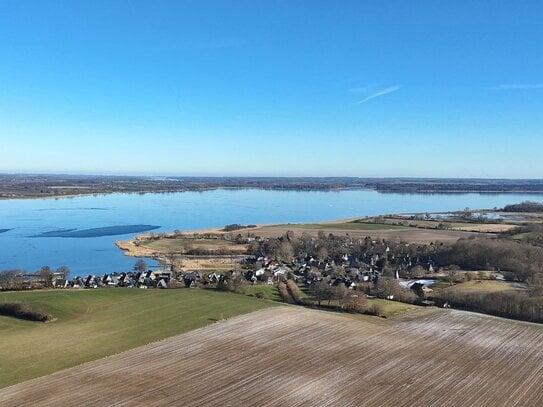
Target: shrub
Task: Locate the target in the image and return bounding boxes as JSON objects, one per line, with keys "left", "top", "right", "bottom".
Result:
{"left": 222, "top": 224, "right": 257, "bottom": 232}
{"left": 277, "top": 282, "right": 294, "bottom": 304}
{"left": 397, "top": 289, "right": 419, "bottom": 304}
{"left": 368, "top": 303, "right": 385, "bottom": 317}
{"left": 286, "top": 280, "right": 302, "bottom": 304}
{"left": 343, "top": 292, "right": 368, "bottom": 313}
{"left": 0, "top": 302, "right": 53, "bottom": 322}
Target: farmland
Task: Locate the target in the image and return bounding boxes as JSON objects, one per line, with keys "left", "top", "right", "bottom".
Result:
{"left": 141, "top": 237, "right": 248, "bottom": 254}
{"left": 0, "top": 289, "right": 276, "bottom": 388}
{"left": 239, "top": 220, "right": 486, "bottom": 243}
{"left": 117, "top": 217, "right": 490, "bottom": 264}
{"left": 1, "top": 306, "right": 543, "bottom": 406}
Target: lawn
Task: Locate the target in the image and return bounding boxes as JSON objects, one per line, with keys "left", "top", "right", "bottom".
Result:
{"left": 297, "top": 285, "right": 420, "bottom": 318}
{"left": 0, "top": 288, "right": 277, "bottom": 388}
{"left": 366, "top": 298, "right": 421, "bottom": 317}
{"left": 243, "top": 285, "right": 281, "bottom": 301}
{"left": 438, "top": 280, "right": 520, "bottom": 293}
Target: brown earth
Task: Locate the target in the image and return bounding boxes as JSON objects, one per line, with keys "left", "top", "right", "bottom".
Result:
{"left": 357, "top": 216, "right": 518, "bottom": 233}
{"left": 115, "top": 239, "right": 246, "bottom": 271}
{"left": 251, "top": 223, "right": 487, "bottom": 243}
{"left": 117, "top": 220, "right": 490, "bottom": 260}
{"left": 1, "top": 307, "right": 543, "bottom": 406}
{"left": 444, "top": 223, "right": 515, "bottom": 232}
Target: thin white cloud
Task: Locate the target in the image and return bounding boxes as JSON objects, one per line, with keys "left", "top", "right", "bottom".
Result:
{"left": 488, "top": 84, "right": 543, "bottom": 90}
{"left": 355, "top": 85, "right": 401, "bottom": 104}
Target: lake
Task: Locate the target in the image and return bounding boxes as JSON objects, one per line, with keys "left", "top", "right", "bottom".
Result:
{"left": 1, "top": 189, "right": 542, "bottom": 277}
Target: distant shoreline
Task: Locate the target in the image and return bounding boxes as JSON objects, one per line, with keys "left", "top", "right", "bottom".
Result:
{"left": 0, "top": 187, "right": 364, "bottom": 201}
{"left": 2, "top": 173, "right": 543, "bottom": 201}
{"left": 4, "top": 189, "right": 543, "bottom": 202}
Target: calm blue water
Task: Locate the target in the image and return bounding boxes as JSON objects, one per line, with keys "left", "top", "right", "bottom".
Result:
{"left": 1, "top": 189, "right": 542, "bottom": 277}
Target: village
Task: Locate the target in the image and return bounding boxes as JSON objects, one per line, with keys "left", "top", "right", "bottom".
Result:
{"left": 48, "top": 250, "right": 437, "bottom": 296}
{"left": 3, "top": 232, "right": 452, "bottom": 313}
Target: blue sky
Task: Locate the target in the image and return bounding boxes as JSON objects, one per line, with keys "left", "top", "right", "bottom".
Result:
{"left": 1, "top": 0, "right": 542, "bottom": 177}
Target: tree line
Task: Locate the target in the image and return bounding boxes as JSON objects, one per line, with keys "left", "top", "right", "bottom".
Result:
{"left": 503, "top": 201, "right": 543, "bottom": 212}
{"left": 0, "top": 266, "right": 70, "bottom": 290}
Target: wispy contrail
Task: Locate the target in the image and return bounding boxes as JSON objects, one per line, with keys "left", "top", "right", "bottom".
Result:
{"left": 488, "top": 84, "right": 543, "bottom": 90}
{"left": 355, "top": 85, "right": 401, "bottom": 104}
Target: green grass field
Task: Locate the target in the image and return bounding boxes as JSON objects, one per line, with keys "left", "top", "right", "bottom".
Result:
{"left": 297, "top": 285, "right": 420, "bottom": 318}
{"left": 243, "top": 285, "right": 281, "bottom": 301}
{"left": 437, "top": 280, "right": 520, "bottom": 293}
{"left": 0, "top": 288, "right": 277, "bottom": 388}
{"left": 366, "top": 298, "right": 421, "bottom": 316}
{"left": 511, "top": 231, "right": 543, "bottom": 241}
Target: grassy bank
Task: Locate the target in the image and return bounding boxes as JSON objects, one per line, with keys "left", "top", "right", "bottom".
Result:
{"left": 0, "top": 288, "right": 277, "bottom": 388}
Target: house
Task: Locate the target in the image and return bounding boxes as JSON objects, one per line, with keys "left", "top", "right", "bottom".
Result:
{"left": 208, "top": 272, "right": 221, "bottom": 284}
{"left": 136, "top": 270, "right": 157, "bottom": 287}
{"left": 53, "top": 278, "right": 69, "bottom": 288}
{"left": 410, "top": 282, "right": 433, "bottom": 297}
{"left": 273, "top": 266, "right": 293, "bottom": 278}
{"left": 244, "top": 270, "right": 257, "bottom": 283}
{"left": 72, "top": 277, "right": 85, "bottom": 288}
{"left": 255, "top": 268, "right": 267, "bottom": 277}
{"left": 84, "top": 275, "right": 98, "bottom": 289}
{"left": 117, "top": 273, "right": 133, "bottom": 287}
{"left": 183, "top": 272, "right": 197, "bottom": 288}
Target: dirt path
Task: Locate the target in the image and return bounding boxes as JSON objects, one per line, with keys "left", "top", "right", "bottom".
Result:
{"left": 1, "top": 307, "right": 543, "bottom": 406}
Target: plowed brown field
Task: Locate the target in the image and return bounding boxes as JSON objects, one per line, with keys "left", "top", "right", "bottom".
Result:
{"left": 1, "top": 307, "right": 543, "bottom": 406}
